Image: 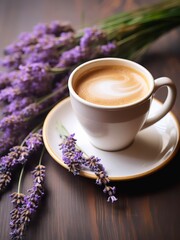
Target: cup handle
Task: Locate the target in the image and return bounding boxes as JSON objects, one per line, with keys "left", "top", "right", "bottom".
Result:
{"left": 142, "top": 77, "right": 176, "bottom": 129}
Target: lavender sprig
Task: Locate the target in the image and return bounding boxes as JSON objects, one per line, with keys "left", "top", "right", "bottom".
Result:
{"left": 60, "top": 133, "right": 83, "bottom": 175}
{"left": 10, "top": 160, "right": 46, "bottom": 239}
{"left": 0, "top": 129, "right": 43, "bottom": 193}
{"left": 59, "top": 129, "right": 117, "bottom": 203}
{"left": 10, "top": 165, "right": 46, "bottom": 239}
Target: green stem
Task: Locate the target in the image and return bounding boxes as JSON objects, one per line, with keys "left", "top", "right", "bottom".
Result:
{"left": 37, "top": 83, "right": 67, "bottom": 104}
{"left": 49, "top": 67, "right": 69, "bottom": 73}
{"left": 39, "top": 147, "right": 45, "bottom": 165}
{"left": 17, "top": 146, "right": 45, "bottom": 193}
{"left": 19, "top": 81, "right": 68, "bottom": 127}
{"left": 115, "top": 22, "right": 170, "bottom": 46}
{"left": 17, "top": 165, "right": 25, "bottom": 193}
{"left": 101, "top": 0, "right": 180, "bottom": 27}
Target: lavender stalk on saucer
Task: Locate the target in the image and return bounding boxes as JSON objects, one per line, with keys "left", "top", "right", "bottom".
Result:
{"left": 60, "top": 131, "right": 118, "bottom": 203}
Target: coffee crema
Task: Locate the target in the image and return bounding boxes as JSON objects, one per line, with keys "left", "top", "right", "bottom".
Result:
{"left": 74, "top": 65, "right": 150, "bottom": 106}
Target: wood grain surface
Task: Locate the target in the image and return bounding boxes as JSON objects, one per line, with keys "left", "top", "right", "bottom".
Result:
{"left": 0, "top": 0, "right": 180, "bottom": 239}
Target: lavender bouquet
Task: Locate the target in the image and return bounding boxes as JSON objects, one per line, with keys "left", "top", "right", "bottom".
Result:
{"left": 0, "top": 0, "right": 180, "bottom": 238}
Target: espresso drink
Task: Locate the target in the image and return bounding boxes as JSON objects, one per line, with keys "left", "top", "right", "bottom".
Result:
{"left": 74, "top": 65, "right": 150, "bottom": 106}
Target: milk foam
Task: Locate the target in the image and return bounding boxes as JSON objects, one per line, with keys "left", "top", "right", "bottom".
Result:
{"left": 75, "top": 66, "right": 149, "bottom": 106}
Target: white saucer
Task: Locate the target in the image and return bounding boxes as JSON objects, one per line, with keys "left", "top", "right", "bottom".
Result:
{"left": 43, "top": 97, "right": 180, "bottom": 181}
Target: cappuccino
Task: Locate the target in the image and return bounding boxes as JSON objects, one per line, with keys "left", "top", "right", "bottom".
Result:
{"left": 74, "top": 65, "right": 150, "bottom": 106}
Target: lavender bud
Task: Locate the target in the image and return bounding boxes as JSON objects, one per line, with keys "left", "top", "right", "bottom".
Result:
{"left": 25, "top": 130, "right": 43, "bottom": 152}
{"left": 80, "top": 27, "right": 107, "bottom": 48}
{"left": 0, "top": 171, "right": 12, "bottom": 192}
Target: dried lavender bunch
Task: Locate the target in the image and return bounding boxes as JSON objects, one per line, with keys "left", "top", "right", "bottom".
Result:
{"left": 0, "top": 129, "right": 43, "bottom": 193}
{"left": 10, "top": 164, "right": 46, "bottom": 240}
{"left": 60, "top": 132, "right": 117, "bottom": 203}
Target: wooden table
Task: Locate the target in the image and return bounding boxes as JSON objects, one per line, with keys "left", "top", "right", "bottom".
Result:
{"left": 0, "top": 0, "right": 180, "bottom": 239}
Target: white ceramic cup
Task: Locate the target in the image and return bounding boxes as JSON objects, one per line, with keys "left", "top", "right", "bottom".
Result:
{"left": 68, "top": 58, "right": 176, "bottom": 151}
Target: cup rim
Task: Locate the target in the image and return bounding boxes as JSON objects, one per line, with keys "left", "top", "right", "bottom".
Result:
{"left": 68, "top": 58, "right": 154, "bottom": 109}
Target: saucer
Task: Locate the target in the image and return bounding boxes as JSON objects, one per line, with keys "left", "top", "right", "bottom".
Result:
{"left": 43, "top": 97, "right": 180, "bottom": 181}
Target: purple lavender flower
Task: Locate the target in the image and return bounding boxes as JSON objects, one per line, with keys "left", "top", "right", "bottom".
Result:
{"left": 0, "top": 63, "right": 55, "bottom": 103}
{"left": 35, "top": 33, "right": 74, "bottom": 51}
{"left": 57, "top": 46, "right": 85, "bottom": 67}
{"left": 0, "top": 146, "right": 29, "bottom": 174}
{"left": 22, "top": 32, "right": 75, "bottom": 66}
{"left": 10, "top": 192, "right": 25, "bottom": 206}
{"left": 23, "top": 79, "right": 68, "bottom": 116}
{"left": 3, "top": 97, "right": 34, "bottom": 115}
{"left": 10, "top": 146, "right": 29, "bottom": 165}
{"left": 25, "top": 130, "right": 43, "bottom": 152}
{"left": 21, "top": 103, "right": 40, "bottom": 118}
{"left": 0, "top": 132, "right": 16, "bottom": 155}
{"left": 10, "top": 165, "right": 45, "bottom": 239}
{"left": 57, "top": 28, "right": 107, "bottom": 67}
{"left": 57, "top": 28, "right": 116, "bottom": 68}
{"left": 80, "top": 27, "right": 107, "bottom": 48}
{"left": 0, "top": 130, "right": 43, "bottom": 192}
{"left": 0, "top": 171, "right": 12, "bottom": 192}
{"left": 0, "top": 103, "right": 41, "bottom": 132}
{"left": 18, "top": 32, "right": 37, "bottom": 46}
{"left": 0, "top": 86, "right": 22, "bottom": 102}
{"left": 15, "top": 63, "right": 54, "bottom": 96}
{"left": 10, "top": 192, "right": 25, "bottom": 239}
{"left": 0, "top": 72, "right": 12, "bottom": 89}
{"left": 103, "top": 186, "right": 117, "bottom": 203}
{"left": 33, "top": 23, "right": 49, "bottom": 36}
{"left": 49, "top": 21, "right": 74, "bottom": 36}
{"left": 23, "top": 35, "right": 56, "bottom": 54}
{"left": 84, "top": 156, "right": 103, "bottom": 172}
{"left": 4, "top": 32, "right": 37, "bottom": 55}
{"left": 60, "top": 134, "right": 83, "bottom": 175}
{"left": 4, "top": 43, "right": 21, "bottom": 55}
{"left": 33, "top": 21, "right": 74, "bottom": 36}
{"left": 58, "top": 32, "right": 75, "bottom": 47}
{"left": 0, "top": 70, "right": 20, "bottom": 90}
{"left": 0, "top": 132, "right": 43, "bottom": 170}
{"left": 25, "top": 50, "right": 58, "bottom": 66}
{"left": 0, "top": 52, "right": 22, "bottom": 69}
{"left": 95, "top": 170, "right": 110, "bottom": 185}
{"left": 60, "top": 132, "right": 117, "bottom": 202}
{"left": 100, "top": 42, "right": 116, "bottom": 55}
{"left": 0, "top": 77, "right": 68, "bottom": 133}
{"left": 0, "top": 114, "right": 26, "bottom": 131}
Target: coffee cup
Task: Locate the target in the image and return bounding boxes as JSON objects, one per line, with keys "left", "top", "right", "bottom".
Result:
{"left": 68, "top": 58, "right": 176, "bottom": 151}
